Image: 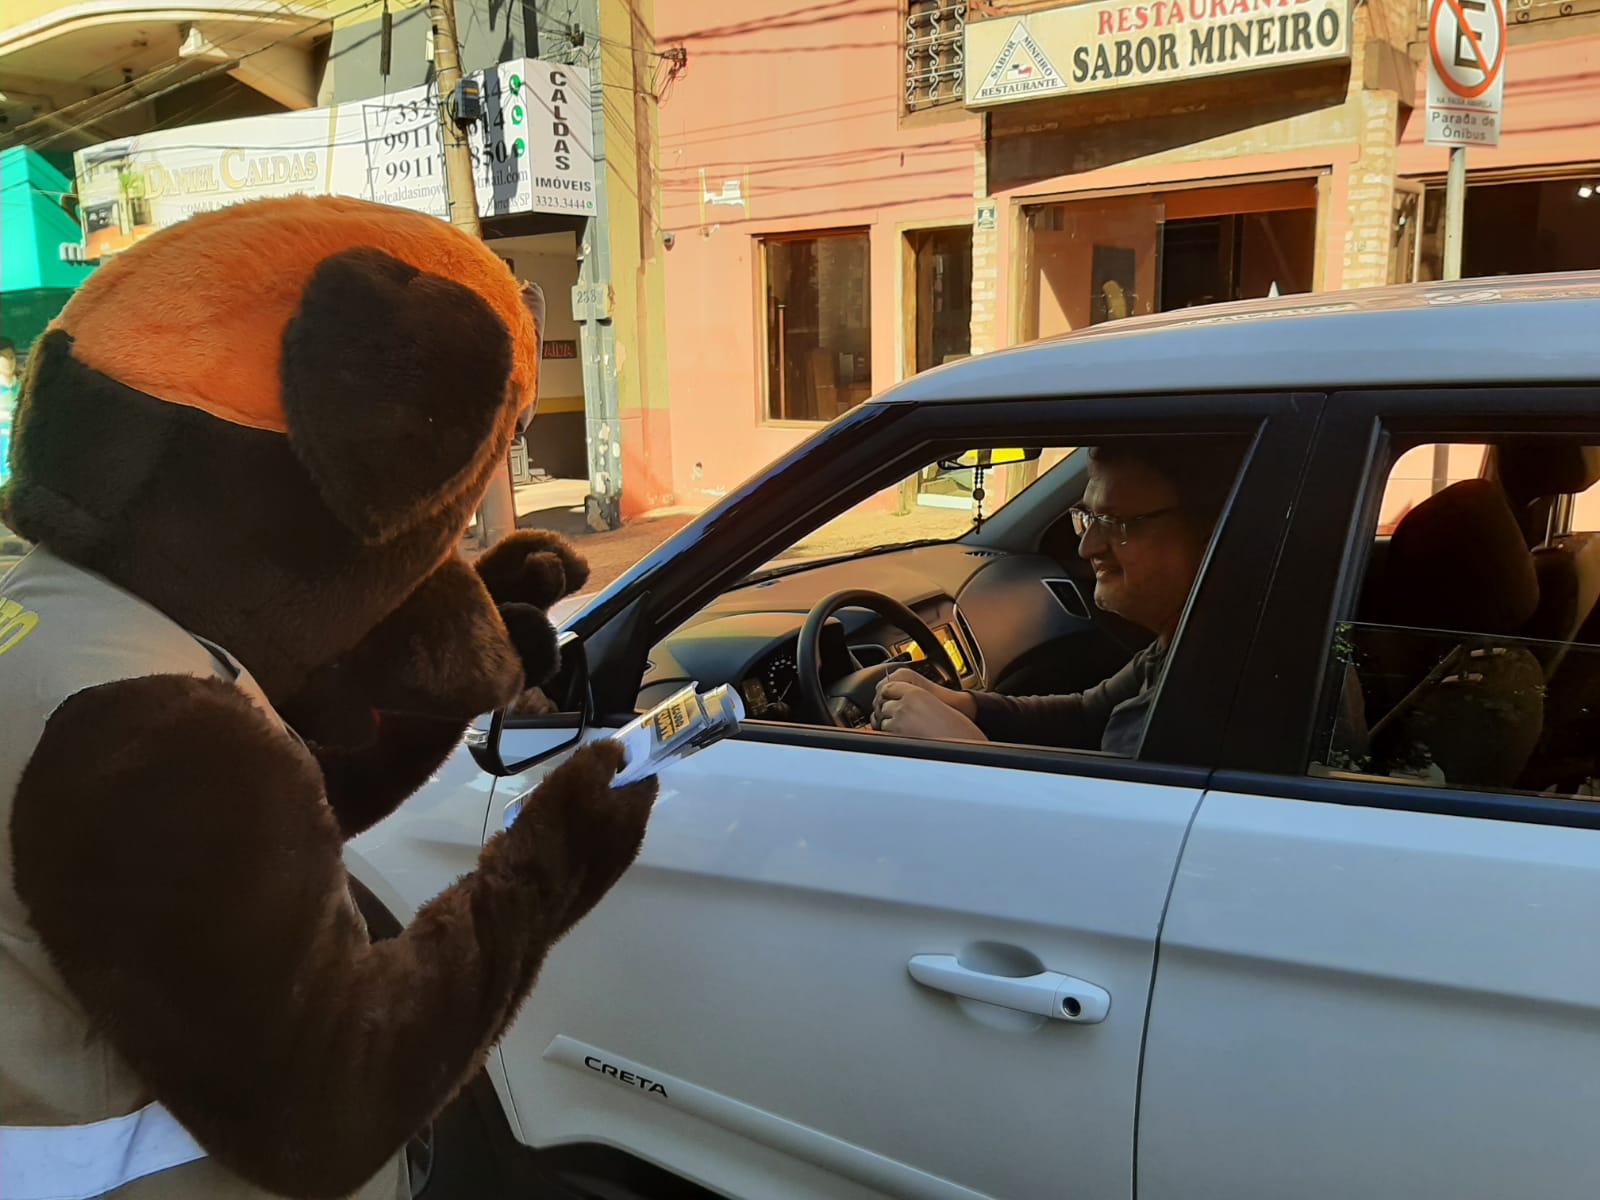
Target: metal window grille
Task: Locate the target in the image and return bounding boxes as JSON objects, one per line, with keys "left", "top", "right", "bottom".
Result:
{"left": 905, "top": 1, "right": 965, "bottom": 112}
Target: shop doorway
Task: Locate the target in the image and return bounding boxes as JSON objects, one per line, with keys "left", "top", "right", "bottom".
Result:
{"left": 905, "top": 226, "right": 973, "bottom": 375}
{"left": 1023, "top": 195, "right": 1166, "bottom": 339}
{"left": 1159, "top": 208, "right": 1316, "bottom": 308}
{"left": 1021, "top": 178, "right": 1320, "bottom": 338}
{"left": 904, "top": 226, "right": 976, "bottom": 508}
{"left": 486, "top": 228, "right": 586, "bottom": 481}
{"left": 1416, "top": 175, "right": 1600, "bottom": 281}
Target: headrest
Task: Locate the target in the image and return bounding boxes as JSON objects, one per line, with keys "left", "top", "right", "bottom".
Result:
{"left": 1376, "top": 479, "right": 1538, "bottom": 636}
{"left": 1496, "top": 442, "right": 1600, "bottom": 504}
{"left": 49, "top": 195, "right": 538, "bottom": 433}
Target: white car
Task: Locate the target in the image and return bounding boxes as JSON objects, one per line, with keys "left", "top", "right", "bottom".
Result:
{"left": 350, "top": 275, "right": 1600, "bottom": 1200}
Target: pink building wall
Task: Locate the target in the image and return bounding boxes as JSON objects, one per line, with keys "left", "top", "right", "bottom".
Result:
{"left": 1397, "top": 29, "right": 1600, "bottom": 177}
{"left": 655, "top": 0, "right": 981, "bottom": 505}
{"left": 649, "top": 7, "right": 1597, "bottom": 511}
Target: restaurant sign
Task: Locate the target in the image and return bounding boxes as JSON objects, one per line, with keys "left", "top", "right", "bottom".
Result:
{"left": 965, "top": 0, "right": 1353, "bottom": 107}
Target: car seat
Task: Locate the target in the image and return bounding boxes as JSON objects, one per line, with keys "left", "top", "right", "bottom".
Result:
{"left": 1352, "top": 479, "right": 1545, "bottom": 790}
{"left": 1495, "top": 442, "right": 1600, "bottom": 647}
{"left": 1494, "top": 443, "right": 1600, "bottom": 795}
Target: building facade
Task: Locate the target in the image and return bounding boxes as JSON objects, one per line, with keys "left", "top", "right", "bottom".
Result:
{"left": 2, "top": 1, "right": 668, "bottom": 525}
{"left": 1396, "top": 9, "right": 1598, "bottom": 282}
{"left": 654, "top": 0, "right": 984, "bottom": 507}
{"left": 651, "top": 0, "right": 1598, "bottom": 507}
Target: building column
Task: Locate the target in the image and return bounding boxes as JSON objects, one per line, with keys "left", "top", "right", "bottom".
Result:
{"left": 596, "top": 0, "right": 673, "bottom": 523}
{"left": 970, "top": 142, "right": 1001, "bottom": 355}
{"left": 1340, "top": 89, "right": 1402, "bottom": 290}
{"left": 1339, "top": 0, "right": 1412, "bottom": 290}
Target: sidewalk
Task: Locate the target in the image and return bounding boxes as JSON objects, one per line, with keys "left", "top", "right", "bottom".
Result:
{"left": 474, "top": 476, "right": 697, "bottom": 598}
{"left": 1, "top": 480, "right": 699, "bottom": 595}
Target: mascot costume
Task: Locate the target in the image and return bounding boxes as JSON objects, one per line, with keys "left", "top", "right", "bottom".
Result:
{"left": 0, "top": 195, "right": 658, "bottom": 1200}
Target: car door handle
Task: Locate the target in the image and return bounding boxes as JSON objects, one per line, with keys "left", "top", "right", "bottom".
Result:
{"left": 907, "top": 955, "right": 1110, "bottom": 1024}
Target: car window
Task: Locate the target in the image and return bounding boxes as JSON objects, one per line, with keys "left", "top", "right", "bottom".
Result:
{"left": 659, "top": 433, "right": 1251, "bottom": 763}
{"left": 760, "top": 446, "right": 1077, "bottom": 570}
{"left": 1309, "top": 436, "right": 1600, "bottom": 801}
{"left": 1574, "top": 474, "right": 1600, "bottom": 534}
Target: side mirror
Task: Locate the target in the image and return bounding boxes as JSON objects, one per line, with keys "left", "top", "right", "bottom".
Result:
{"left": 937, "top": 447, "right": 1042, "bottom": 471}
{"left": 467, "top": 630, "right": 588, "bottom": 776}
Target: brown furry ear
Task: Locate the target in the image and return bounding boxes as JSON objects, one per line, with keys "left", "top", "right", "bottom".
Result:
{"left": 280, "top": 246, "right": 516, "bottom": 543}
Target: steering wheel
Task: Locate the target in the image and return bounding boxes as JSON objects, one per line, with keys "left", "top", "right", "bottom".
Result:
{"left": 797, "top": 589, "right": 963, "bottom": 729}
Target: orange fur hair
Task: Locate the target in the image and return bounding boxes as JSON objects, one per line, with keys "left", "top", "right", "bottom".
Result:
{"left": 50, "top": 195, "right": 538, "bottom": 433}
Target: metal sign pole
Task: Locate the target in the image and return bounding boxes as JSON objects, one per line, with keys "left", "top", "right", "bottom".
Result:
{"left": 1442, "top": 145, "right": 1466, "bottom": 282}
{"left": 1424, "top": 0, "right": 1506, "bottom": 284}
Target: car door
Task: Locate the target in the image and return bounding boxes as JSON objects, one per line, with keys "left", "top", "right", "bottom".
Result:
{"left": 488, "top": 392, "right": 1315, "bottom": 1199}
{"left": 1137, "top": 386, "right": 1600, "bottom": 1199}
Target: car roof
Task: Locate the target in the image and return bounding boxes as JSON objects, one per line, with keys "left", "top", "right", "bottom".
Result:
{"left": 873, "top": 272, "right": 1600, "bottom": 405}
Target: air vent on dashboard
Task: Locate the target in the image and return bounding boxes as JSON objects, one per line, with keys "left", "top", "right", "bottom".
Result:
{"left": 966, "top": 549, "right": 1002, "bottom": 559}
{"left": 952, "top": 607, "right": 986, "bottom": 685}
{"left": 1042, "top": 579, "right": 1092, "bottom": 621}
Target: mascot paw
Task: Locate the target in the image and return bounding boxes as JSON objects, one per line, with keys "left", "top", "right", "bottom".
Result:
{"left": 506, "top": 739, "right": 657, "bottom": 933}
{"left": 499, "top": 601, "right": 562, "bottom": 690}
{"left": 476, "top": 530, "right": 591, "bottom": 611}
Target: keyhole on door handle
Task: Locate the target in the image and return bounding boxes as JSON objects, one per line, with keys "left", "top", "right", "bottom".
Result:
{"left": 906, "top": 953, "right": 1112, "bottom": 1025}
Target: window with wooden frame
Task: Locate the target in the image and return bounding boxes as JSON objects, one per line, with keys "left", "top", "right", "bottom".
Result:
{"left": 761, "top": 230, "right": 872, "bottom": 424}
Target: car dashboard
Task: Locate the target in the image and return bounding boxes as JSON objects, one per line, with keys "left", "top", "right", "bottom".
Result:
{"left": 637, "top": 541, "right": 1116, "bottom": 725}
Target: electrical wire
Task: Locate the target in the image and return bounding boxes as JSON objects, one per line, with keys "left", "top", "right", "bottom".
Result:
{"left": 10, "top": 61, "right": 198, "bottom": 147}
{"left": 13, "top": 0, "right": 387, "bottom": 149}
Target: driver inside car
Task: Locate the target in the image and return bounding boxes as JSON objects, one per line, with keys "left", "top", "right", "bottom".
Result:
{"left": 873, "top": 442, "right": 1236, "bottom": 754}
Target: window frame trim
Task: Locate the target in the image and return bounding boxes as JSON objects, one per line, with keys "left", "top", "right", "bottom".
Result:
{"left": 1211, "top": 769, "right": 1600, "bottom": 832}
{"left": 756, "top": 226, "right": 876, "bottom": 428}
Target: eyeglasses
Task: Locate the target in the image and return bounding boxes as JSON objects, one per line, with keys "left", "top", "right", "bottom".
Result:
{"left": 1069, "top": 506, "right": 1177, "bottom": 545}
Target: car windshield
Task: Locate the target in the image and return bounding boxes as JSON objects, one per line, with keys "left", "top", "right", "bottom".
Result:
{"left": 755, "top": 448, "right": 1077, "bottom": 574}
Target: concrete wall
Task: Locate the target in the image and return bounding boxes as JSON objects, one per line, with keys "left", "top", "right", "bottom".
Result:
{"left": 645, "top": 4, "right": 1595, "bottom": 512}
{"left": 652, "top": 0, "right": 1438, "bottom": 502}
{"left": 321, "top": 0, "right": 543, "bottom": 104}
{"left": 600, "top": 0, "right": 675, "bottom": 518}
{"left": 654, "top": 0, "right": 982, "bottom": 505}
{"left": 1396, "top": 23, "right": 1600, "bottom": 178}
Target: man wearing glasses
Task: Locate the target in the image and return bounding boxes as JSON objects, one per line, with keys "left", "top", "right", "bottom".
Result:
{"left": 874, "top": 442, "right": 1236, "bottom": 755}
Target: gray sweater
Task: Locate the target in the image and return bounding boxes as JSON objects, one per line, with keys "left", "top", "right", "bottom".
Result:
{"left": 968, "top": 642, "right": 1166, "bottom": 756}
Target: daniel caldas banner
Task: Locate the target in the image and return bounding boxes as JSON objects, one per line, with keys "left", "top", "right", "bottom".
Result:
{"left": 965, "top": 0, "right": 1352, "bottom": 107}
{"left": 73, "top": 58, "right": 594, "bottom": 260}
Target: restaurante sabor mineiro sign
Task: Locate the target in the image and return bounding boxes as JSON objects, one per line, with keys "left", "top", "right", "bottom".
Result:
{"left": 964, "top": 0, "right": 1353, "bottom": 107}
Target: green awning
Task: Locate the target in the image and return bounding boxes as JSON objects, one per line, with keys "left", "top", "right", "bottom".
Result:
{"left": 1, "top": 288, "right": 81, "bottom": 355}
{"left": 1, "top": 146, "right": 94, "bottom": 353}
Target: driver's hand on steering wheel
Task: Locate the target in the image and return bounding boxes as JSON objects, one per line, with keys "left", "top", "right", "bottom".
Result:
{"left": 873, "top": 669, "right": 986, "bottom": 742}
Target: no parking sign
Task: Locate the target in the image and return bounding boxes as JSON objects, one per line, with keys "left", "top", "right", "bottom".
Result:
{"left": 1425, "top": 0, "right": 1507, "bottom": 147}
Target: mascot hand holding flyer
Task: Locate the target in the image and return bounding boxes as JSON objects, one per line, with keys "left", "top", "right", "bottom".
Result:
{"left": 0, "top": 195, "right": 656, "bottom": 1200}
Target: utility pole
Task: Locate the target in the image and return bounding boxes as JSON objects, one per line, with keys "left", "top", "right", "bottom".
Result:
{"left": 430, "top": 0, "right": 518, "bottom": 547}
